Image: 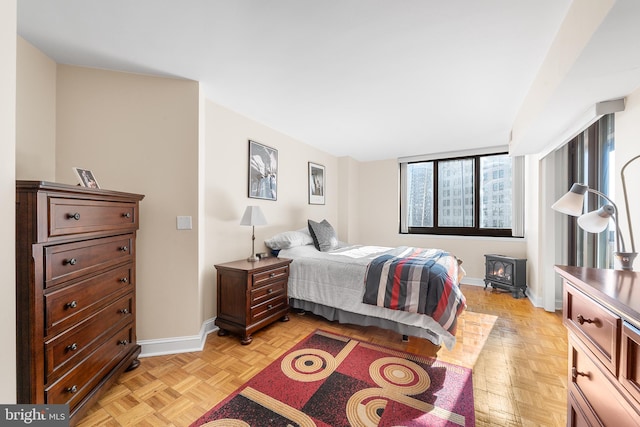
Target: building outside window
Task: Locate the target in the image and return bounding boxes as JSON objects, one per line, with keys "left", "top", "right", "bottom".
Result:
{"left": 401, "top": 152, "right": 514, "bottom": 237}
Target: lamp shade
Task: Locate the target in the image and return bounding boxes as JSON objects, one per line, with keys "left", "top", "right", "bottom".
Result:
{"left": 551, "top": 183, "right": 588, "bottom": 217}
{"left": 577, "top": 205, "right": 615, "bottom": 233}
{"left": 240, "top": 205, "right": 267, "bottom": 226}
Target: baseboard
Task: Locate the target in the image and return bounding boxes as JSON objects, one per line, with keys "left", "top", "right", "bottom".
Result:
{"left": 460, "top": 276, "right": 485, "bottom": 287}
{"left": 138, "top": 317, "right": 218, "bottom": 357}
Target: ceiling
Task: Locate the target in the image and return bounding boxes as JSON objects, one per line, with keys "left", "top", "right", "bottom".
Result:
{"left": 16, "top": 1, "right": 640, "bottom": 161}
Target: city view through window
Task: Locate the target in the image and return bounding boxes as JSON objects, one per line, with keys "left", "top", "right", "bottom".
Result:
{"left": 406, "top": 154, "right": 512, "bottom": 230}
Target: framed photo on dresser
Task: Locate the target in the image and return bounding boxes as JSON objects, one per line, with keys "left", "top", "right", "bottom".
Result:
{"left": 73, "top": 167, "right": 100, "bottom": 189}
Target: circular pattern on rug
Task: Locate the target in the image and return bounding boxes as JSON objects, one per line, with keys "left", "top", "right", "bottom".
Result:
{"left": 369, "top": 357, "right": 430, "bottom": 395}
{"left": 201, "top": 419, "right": 249, "bottom": 427}
{"left": 281, "top": 348, "right": 337, "bottom": 382}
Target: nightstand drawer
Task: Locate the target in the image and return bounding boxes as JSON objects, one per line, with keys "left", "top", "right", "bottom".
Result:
{"left": 45, "top": 234, "right": 134, "bottom": 288}
{"left": 250, "top": 295, "right": 288, "bottom": 324}
{"left": 252, "top": 265, "right": 289, "bottom": 288}
{"left": 251, "top": 280, "right": 286, "bottom": 306}
{"left": 49, "top": 197, "right": 138, "bottom": 238}
{"left": 215, "top": 257, "right": 291, "bottom": 345}
{"left": 564, "top": 282, "right": 620, "bottom": 375}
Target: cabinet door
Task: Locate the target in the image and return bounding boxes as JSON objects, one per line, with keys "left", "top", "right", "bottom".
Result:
{"left": 620, "top": 321, "right": 640, "bottom": 404}
{"left": 569, "top": 335, "right": 640, "bottom": 426}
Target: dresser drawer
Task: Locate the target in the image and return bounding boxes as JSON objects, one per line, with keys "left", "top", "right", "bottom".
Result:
{"left": 45, "top": 234, "right": 134, "bottom": 288}
{"left": 250, "top": 280, "right": 286, "bottom": 306}
{"left": 45, "top": 293, "right": 133, "bottom": 382}
{"left": 564, "top": 282, "right": 620, "bottom": 375}
{"left": 45, "top": 264, "right": 133, "bottom": 334}
{"left": 621, "top": 321, "right": 640, "bottom": 404}
{"left": 49, "top": 197, "right": 138, "bottom": 238}
{"left": 569, "top": 336, "right": 640, "bottom": 426}
{"left": 252, "top": 265, "right": 289, "bottom": 288}
{"left": 45, "top": 325, "right": 134, "bottom": 410}
{"left": 250, "top": 295, "right": 288, "bottom": 324}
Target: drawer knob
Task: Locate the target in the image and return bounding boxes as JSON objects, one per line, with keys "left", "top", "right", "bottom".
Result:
{"left": 119, "top": 246, "right": 129, "bottom": 252}
{"left": 576, "top": 314, "right": 595, "bottom": 325}
{"left": 118, "top": 340, "right": 128, "bottom": 346}
{"left": 123, "top": 212, "right": 131, "bottom": 218}
{"left": 66, "top": 385, "right": 78, "bottom": 394}
{"left": 66, "top": 301, "right": 78, "bottom": 309}
{"left": 120, "top": 277, "right": 129, "bottom": 283}
{"left": 119, "top": 308, "right": 129, "bottom": 314}
{"left": 267, "top": 288, "right": 273, "bottom": 294}
{"left": 66, "top": 343, "right": 78, "bottom": 351}
{"left": 571, "top": 367, "right": 590, "bottom": 380}
{"left": 67, "top": 213, "right": 81, "bottom": 220}
{"left": 64, "top": 258, "right": 77, "bottom": 266}
{"left": 267, "top": 304, "right": 273, "bottom": 310}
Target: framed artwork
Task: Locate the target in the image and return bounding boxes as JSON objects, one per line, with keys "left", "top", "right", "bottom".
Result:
{"left": 308, "top": 162, "right": 325, "bottom": 205}
{"left": 73, "top": 167, "right": 100, "bottom": 189}
{"left": 248, "top": 140, "right": 278, "bottom": 201}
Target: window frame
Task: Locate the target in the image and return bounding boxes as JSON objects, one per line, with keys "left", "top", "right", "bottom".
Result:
{"left": 401, "top": 151, "right": 515, "bottom": 238}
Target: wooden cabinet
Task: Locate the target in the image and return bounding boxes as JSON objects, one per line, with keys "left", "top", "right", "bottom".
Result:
{"left": 556, "top": 266, "right": 640, "bottom": 427}
{"left": 16, "top": 181, "right": 144, "bottom": 425}
{"left": 214, "top": 257, "right": 292, "bottom": 344}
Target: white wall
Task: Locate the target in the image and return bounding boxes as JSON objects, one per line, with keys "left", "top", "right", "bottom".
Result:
{"left": 615, "top": 88, "right": 640, "bottom": 270}
{"left": 0, "top": 0, "right": 16, "bottom": 404}
{"left": 355, "top": 159, "right": 527, "bottom": 281}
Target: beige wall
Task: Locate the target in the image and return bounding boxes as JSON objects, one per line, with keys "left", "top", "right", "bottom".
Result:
{"left": 337, "top": 156, "right": 360, "bottom": 244}
{"left": 355, "top": 159, "right": 527, "bottom": 280}
{"left": 1, "top": 0, "right": 16, "bottom": 404}
{"left": 203, "top": 100, "right": 339, "bottom": 319}
{"left": 16, "top": 37, "right": 56, "bottom": 181}
{"left": 55, "top": 65, "right": 202, "bottom": 339}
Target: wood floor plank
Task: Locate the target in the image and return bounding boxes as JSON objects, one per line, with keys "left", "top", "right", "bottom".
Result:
{"left": 77, "top": 284, "right": 568, "bottom": 426}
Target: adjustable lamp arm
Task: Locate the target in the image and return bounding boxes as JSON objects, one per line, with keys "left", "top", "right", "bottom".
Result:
{"left": 584, "top": 188, "right": 626, "bottom": 254}
{"left": 620, "top": 154, "right": 640, "bottom": 253}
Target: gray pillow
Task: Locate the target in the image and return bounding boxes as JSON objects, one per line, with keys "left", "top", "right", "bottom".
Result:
{"left": 308, "top": 219, "right": 338, "bottom": 252}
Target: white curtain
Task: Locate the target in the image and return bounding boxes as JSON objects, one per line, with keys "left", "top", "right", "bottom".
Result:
{"left": 511, "top": 156, "right": 525, "bottom": 237}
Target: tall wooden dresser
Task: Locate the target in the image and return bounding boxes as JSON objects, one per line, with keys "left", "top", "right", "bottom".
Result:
{"left": 16, "top": 181, "right": 144, "bottom": 424}
{"left": 556, "top": 266, "right": 640, "bottom": 426}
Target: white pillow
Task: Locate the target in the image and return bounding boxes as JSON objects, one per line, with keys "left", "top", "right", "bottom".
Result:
{"left": 264, "top": 228, "right": 314, "bottom": 250}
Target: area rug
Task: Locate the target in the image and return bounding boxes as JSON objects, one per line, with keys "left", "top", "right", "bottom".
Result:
{"left": 191, "top": 330, "right": 475, "bottom": 427}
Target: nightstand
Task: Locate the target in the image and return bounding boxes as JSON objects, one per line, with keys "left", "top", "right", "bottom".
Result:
{"left": 214, "top": 257, "right": 292, "bottom": 345}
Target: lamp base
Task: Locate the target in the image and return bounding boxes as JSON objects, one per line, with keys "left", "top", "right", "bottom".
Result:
{"left": 247, "top": 254, "right": 259, "bottom": 262}
{"left": 615, "top": 252, "right": 637, "bottom": 271}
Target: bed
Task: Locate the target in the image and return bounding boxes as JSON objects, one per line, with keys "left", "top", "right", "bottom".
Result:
{"left": 266, "top": 223, "right": 467, "bottom": 350}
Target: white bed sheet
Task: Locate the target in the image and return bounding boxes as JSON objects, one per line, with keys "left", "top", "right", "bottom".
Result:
{"left": 278, "top": 244, "right": 457, "bottom": 349}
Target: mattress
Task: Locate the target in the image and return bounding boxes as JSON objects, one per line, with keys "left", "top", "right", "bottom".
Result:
{"left": 278, "top": 244, "right": 462, "bottom": 349}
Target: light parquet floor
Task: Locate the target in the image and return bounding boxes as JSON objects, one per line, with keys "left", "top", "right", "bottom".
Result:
{"left": 77, "top": 285, "right": 568, "bottom": 426}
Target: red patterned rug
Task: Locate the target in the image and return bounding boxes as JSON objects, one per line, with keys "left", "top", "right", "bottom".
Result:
{"left": 191, "top": 330, "right": 475, "bottom": 426}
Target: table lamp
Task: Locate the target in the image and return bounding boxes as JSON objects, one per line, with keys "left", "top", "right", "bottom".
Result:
{"left": 240, "top": 206, "right": 267, "bottom": 262}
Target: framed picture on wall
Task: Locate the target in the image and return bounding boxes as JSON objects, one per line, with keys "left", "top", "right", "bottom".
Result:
{"left": 248, "top": 140, "right": 278, "bottom": 201}
{"left": 308, "top": 162, "right": 325, "bottom": 205}
{"left": 73, "top": 167, "right": 100, "bottom": 189}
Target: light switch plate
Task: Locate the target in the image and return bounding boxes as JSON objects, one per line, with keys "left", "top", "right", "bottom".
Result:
{"left": 176, "top": 216, "right": 192, "bottom": 230}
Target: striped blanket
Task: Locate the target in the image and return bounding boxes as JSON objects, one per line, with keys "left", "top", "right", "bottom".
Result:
{"left": 363, "top": 247, "right": 466, "bottom": 335}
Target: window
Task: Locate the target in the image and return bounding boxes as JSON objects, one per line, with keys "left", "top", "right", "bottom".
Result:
{"left": 401, "top": 152, "right": 514, "bottom": 237}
